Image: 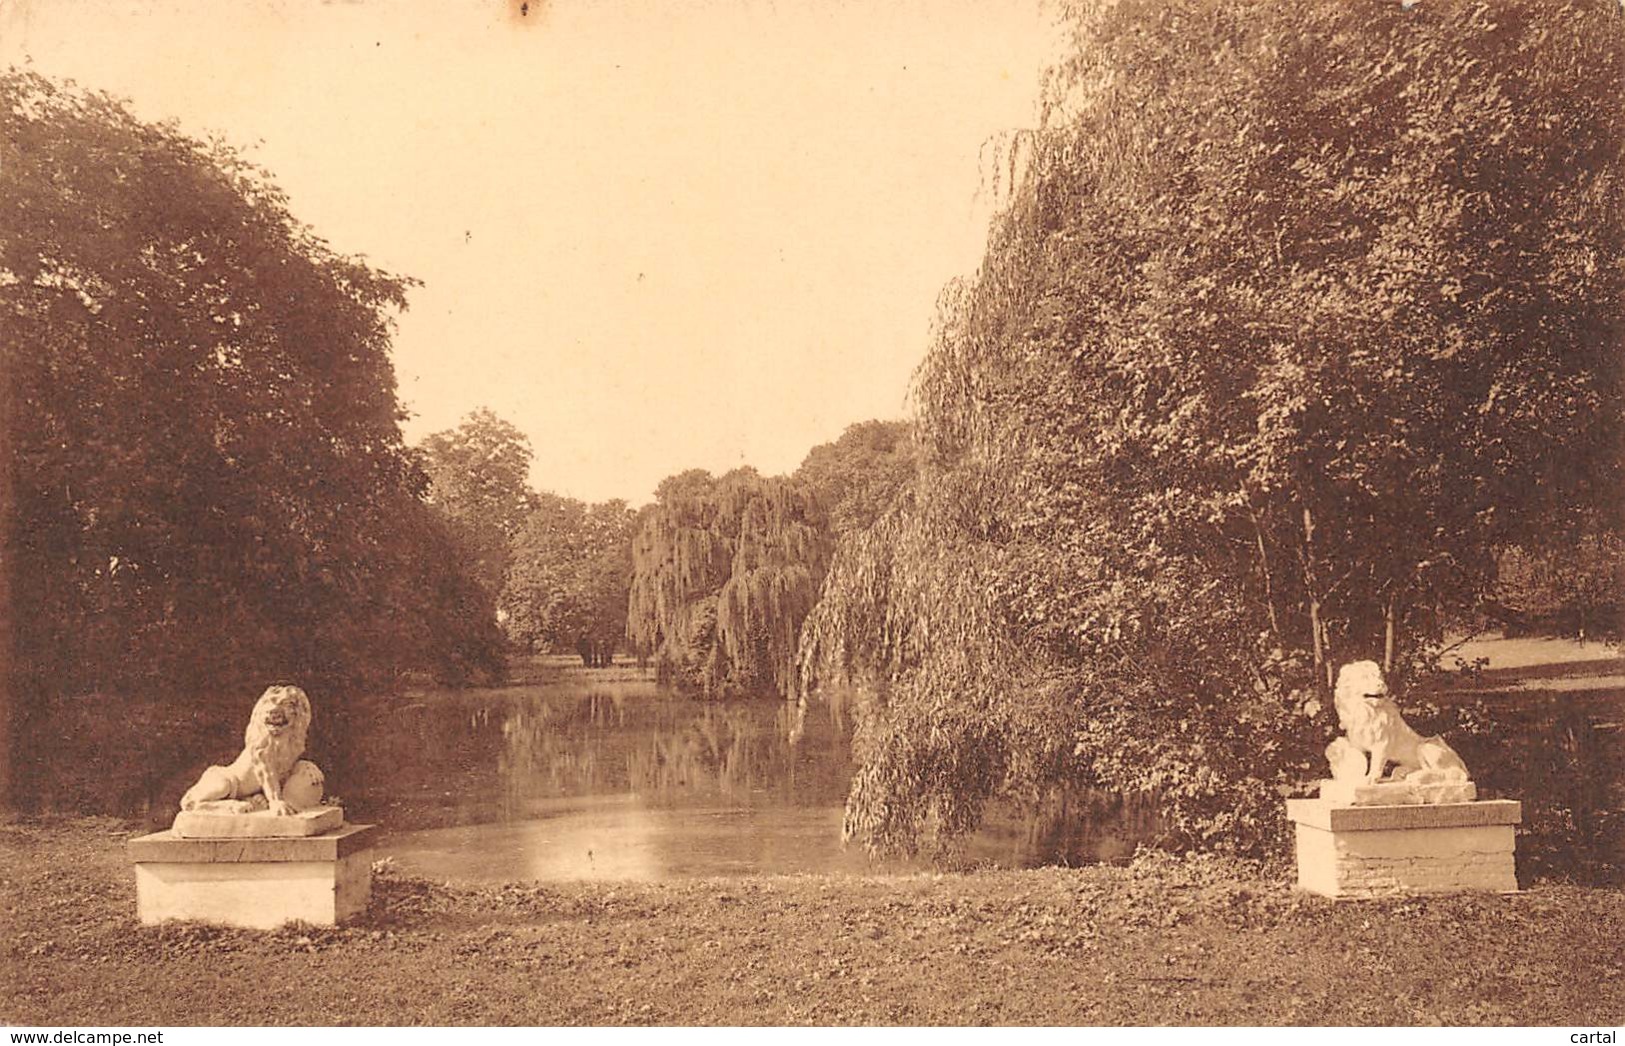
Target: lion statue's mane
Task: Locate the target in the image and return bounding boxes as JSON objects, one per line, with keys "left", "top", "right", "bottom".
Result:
{"left": 1328, "top": 660, "right": 1468, "bottom": 784}
{"left": 179, "top": 684, "right": 319, "bottom": 816}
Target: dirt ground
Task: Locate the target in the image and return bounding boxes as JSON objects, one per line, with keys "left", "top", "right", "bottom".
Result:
{"left": 2, "top": 817, "right": 1621, "bottom": 1027}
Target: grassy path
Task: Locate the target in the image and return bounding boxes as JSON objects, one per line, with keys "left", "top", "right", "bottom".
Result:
{"left": 3, "top": 818, "right": 1621, "bottom": 1026}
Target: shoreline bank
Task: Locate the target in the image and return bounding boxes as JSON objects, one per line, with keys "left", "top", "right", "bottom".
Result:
{"left": 3, "top": 817, "right": 1619, "bottom": 1026}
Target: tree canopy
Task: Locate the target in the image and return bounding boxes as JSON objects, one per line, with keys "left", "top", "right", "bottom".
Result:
{"left": 801, "top": 0, "right": 1625, "bottom": 856}
{"left": 502, "top": 493, "right": 637, "bottom": 664}
{"left": 628, "top": 468, "right": 829, "bottom": 698}
{"left": 626, "top": 420, "right": 914, "bottom": 699}
{"left": 796, "top": 420, "right": 916, "bottom": 535}
{"left": 418, "top": 407, "right": 537, "bottom": 597}
{"left": 0, "top": 71, "right": 504, "bottom": 720}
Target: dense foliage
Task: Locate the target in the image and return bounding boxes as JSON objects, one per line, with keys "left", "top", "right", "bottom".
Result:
{"left": 627, "top": 421, "right": 914, "bottom": 698}
{"left": 0, "top": 71, "right": 504, "bottom": 746}
{"left": 502, "top": 493, "right": 637, "bottom": 664}
{"left": 418, "top": 408, "right": 537, "bottom": 598}
{"left": 627, "top": 468, "right": 829, "bottom": 697}
{"left": 801, "top": 0, "right": 1625, "bottom": 856}
{"left": 795, "top": 420, "right": 917, "bottom": 536}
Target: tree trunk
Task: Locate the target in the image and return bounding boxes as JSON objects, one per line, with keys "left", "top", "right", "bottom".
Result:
{"left": 1383, "top": 591, "right": 1398, "bottom": 676}
{"left": 0, "top": 349, "right": 13, "bottom": 808}
{"left": 1300, "top": 504, "right": 1331, "bottom": 690}
{"left": 0, "top": 360, "right": 10, "bottom": 813}
{"left": 1309, "top": 594, "right": 1329, "bottom": 689}
{"left": 1249, "top": 505, "right": 1282, "bottom": 641}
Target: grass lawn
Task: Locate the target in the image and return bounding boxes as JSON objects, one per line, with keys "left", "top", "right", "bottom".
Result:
{"left": 3, "top": 817, "right": 1622, "bottom": 1026}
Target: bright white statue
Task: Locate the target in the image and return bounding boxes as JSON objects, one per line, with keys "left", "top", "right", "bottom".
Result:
{"left": 1322, "top": 660, "right": 1472, "bottom": 806}
{"left": 173, "top": 684, "right": 339, "bottom": 836}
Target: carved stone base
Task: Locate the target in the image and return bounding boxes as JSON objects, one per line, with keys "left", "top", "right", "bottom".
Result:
{"left": 172, "top": 805, "right": 343, "bottom": 838}
{"left": 128, "top": 823, "right": 374, "bottom": 928}
{"left": 1318, "top": 778, "right": 1477, "bottom": 807}
{"left": 1286, "top": 798, "right": 1519, "bottom": 899}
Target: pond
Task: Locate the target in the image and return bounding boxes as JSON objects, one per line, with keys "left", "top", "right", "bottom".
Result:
{"left": 32, "top": 640, "right": 1620, "bottom": 883}
{"left": 338, "top": 666, "right": 1158, "bottom": 882}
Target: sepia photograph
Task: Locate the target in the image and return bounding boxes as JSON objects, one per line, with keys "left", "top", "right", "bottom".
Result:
{"left": 1, "top": 0, "right": 1622, "bottom": 1030}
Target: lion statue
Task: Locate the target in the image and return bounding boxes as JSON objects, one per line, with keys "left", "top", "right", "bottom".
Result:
{"left": 179, "top": 684, "right": 324, "bottom": 816}
{"left": 1327, "top": 660, "right": 1469, "bottom": 785}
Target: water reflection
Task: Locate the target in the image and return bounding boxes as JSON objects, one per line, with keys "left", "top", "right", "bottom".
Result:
{"left": 386, "top": 798, "right": 902, "bottom": 881}
{"left": 342, "top": 672, "right": 1154, "bottom": 882}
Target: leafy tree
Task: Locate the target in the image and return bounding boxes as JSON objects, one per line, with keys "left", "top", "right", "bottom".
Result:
{"left": 628, "top": 468, "right": 831, "bottom": 698}
{"left": 796, "top": 420, "right": 916, "bottom": 535}
{"left": 625, "top": 422, "right": 915, "bottom": 699}
{"left": 801, "top": 0, "right": 1625, "bottom": 856}
{"left": 418, "top": 408, "right": 536, "bottom": 596}
{"left": 0, "top": 71, "right": 504, "bottom": 794}
{"left": 502, "top": 493, "right": 636, "bottom": 665}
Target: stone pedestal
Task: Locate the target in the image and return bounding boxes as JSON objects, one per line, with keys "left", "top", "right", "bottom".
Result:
{"left": 173, "top": 805, "right": 343, "bottom": 838}
{"left": 129, "top": 823, "right": 375, "bottom": 929}
{"left": 1286, "top": 799, "right": 1519, "bottom": 899}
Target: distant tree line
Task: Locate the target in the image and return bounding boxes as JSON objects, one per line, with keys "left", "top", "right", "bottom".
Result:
{"left": 1487, "top": 531, "right": 1622, "bottom": 642}
{"left": 503, "top": 492, "right": 636, "bottom": 667}
{"left": 412, "top": 413, "right": 912, "bottom": 689}
{"left": 408, "top": 408, "right": 637, "bottom": 668}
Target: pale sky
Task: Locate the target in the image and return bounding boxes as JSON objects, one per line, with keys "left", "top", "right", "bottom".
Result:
{"left": 2, "top": 0, "right": 1055, "bottom": 505}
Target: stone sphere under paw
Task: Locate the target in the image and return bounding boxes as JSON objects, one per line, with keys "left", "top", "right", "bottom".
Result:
{"left": 282, "top": 760, "right": 326, "bottom": 811}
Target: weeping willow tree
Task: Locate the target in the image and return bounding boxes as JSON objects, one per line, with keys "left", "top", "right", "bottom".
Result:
{"left": 629, "top": 423, "right": 916, "bottom": 699}
{"left": 628, "top": 468, "right": 831, "bottom": 698}
{"left": 801, "top": 0, "right": 1625, "bottom": 857}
